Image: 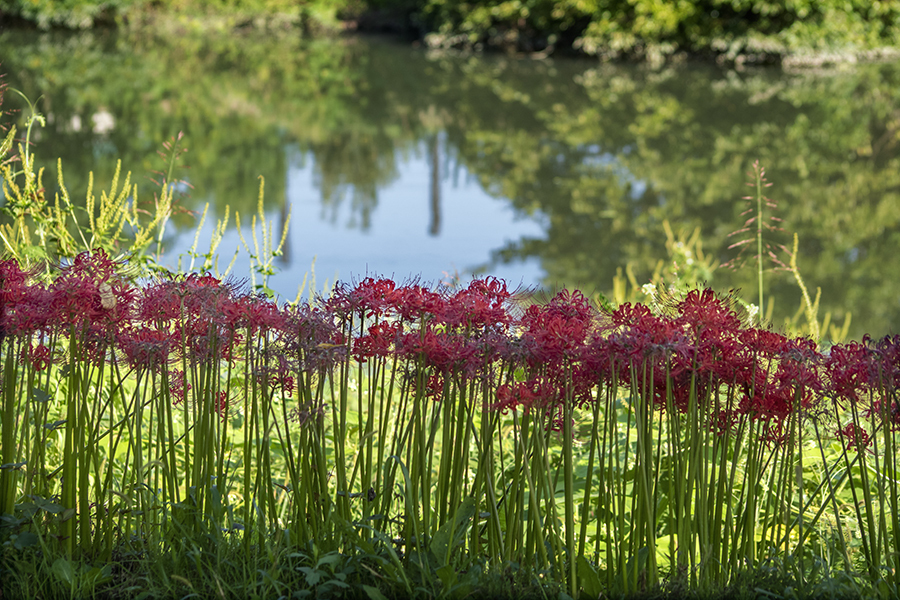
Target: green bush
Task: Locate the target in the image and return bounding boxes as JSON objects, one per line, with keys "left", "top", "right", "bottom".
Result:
{"left": 3, "top": 0, "right": 898, "bottom": 61}
{"left": 0, "top": 0, "right": 353, "bottom": 29}
{"left": 0, "top": 0, "right": 134, "bottom": 28}
{"left": 415, "top": 0, "right": 900, "bottom": 59}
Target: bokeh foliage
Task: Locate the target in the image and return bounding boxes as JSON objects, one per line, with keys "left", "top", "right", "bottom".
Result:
{"left": 3, "top": 0, "right": 898, "bottom": 62}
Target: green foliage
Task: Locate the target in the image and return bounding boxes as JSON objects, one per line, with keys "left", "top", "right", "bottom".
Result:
{"left": 0, "top": 0, "right": 133, "bottom": 29}
{"left": 0, "top": 0, "right": 353, "bottom": 30}
{"left": 416, "top": 0, "right": 900, "bottom": 60}
{"left": 3, "top": 0, "right": 899, "bottom": 61}
{"left": 3, "top": 29, "right": 898, "bottom": 337}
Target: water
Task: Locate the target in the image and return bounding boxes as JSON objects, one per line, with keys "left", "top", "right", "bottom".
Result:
{"left": 2, "top": 28, "right": 899, "bottom": 339}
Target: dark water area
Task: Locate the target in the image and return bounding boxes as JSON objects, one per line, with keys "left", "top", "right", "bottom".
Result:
{"left": 2, "top": 28, "right": 900, "bottom": 340}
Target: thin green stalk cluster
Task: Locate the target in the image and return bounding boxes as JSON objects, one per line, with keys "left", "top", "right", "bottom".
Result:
{"left": 1, "top": 266, "right": 899, "bottom": 598}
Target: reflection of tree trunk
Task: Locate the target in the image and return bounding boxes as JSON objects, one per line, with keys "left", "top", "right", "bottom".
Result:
{"left": 279, "top": 197, "right": 291, "bottom": 265}
{"left": 429, "top": 134, "right": 441, "bottom": 237}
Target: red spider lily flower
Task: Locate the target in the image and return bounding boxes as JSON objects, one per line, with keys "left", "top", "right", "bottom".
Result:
{"left": 520, "top": 290, "right": 594, "bottom": 366}
{"left": 423, "top": 373, "right": 445, "bottom": 399}
{"left": 867, "top": 334, "right": 900, "bottom": 397}
{"left": 118, "top": 327, "right": 174, "bottom": 371}
{"left": 675, "top": 290, "right": 747, "bottom": 381}
{"left": 837, "top": 423, "right": 871, "bottom": 450}
{"left": 214, "top": 390, "right": 231, "bottom": 422}
{"left": 327, "top": 277, "right": 398, "bottom": 321}
{"left": 710, "top": 407, "right": 743, "bottom": 436}
{"left": 676, "top": 289, "right": 743, "bottom": 338}
{"left": 137, "top": 276, "right": 184, "bottom": 324}
{"left": 388, "top": 284, "right": 447, "bottom": 322}
{"left": 823, "top": 341, "right": 873, "bottom": 405}
{"left": 20, "top": 342, "right": 54, "bottom": 372}
{"left": 0, "top": 259, "right": 33, "bottom": 338}
{"left": 140, "top": 272, "right": 234, "bottom": 329}
{"left": 352, "top": 321, "right": 403, "bottom": 362}
{"left": 1, "top": 280, "right": 54, "bottom": 338}
{"left": 396, "top": 327, "right": 481, "bottom": 376}
{"left": 441, "top": 277, "right": 513, "bottom": 330}
{"left": 597, "top": 303, "right": 692, "bottom": 408}
{"left": 222, "top": 293, "right": 286, "bottom": 334}
{"left": 492, "top": 377, "right": 562, "bottom": 414}
{"left": 277, "top": 303, "right": 345, "bottom": 373}
{"left": 49, "top": 251, "right": 132, "bottom": 335}
{"left": 274, "top": 374, "right": 295, "bottom": 398}
{"left": 168, "top": 369, "right": 191, "bottom": 405}
{"left": 868, "top": 400, "right": 900, "bottom": 431}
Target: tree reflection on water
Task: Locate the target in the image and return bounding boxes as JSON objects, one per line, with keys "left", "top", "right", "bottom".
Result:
{"left": 1, "top": 29, "right": 899, "bottom": 339}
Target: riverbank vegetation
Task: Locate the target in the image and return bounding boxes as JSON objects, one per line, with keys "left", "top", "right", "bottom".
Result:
{"left": 3, "top": 64, "right": 900, "bottom": 600}
{"left": 1, "top": 0, "right": 898, "bottom": 64}
{"left": 3, "top": 28, "right": 899, "bottom": 338}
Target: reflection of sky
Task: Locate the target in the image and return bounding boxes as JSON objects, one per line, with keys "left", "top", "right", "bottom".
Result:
{"left": 163, "top": 144, "right": 546, "bottom": 301}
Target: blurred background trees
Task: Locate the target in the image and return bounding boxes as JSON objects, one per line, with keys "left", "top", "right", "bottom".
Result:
{"left": 3, "top": 0, "right": 898, "bottom": 62}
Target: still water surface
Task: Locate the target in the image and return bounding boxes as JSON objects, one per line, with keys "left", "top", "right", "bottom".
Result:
{"left": 2, "top": 29, "right": 899, "bottom": 339}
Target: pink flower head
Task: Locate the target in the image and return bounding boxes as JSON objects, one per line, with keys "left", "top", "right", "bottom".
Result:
{"left": 676, "top": 289, "right": 742, "bottom": 338}
{"left": 278, "top": 303, "right": 345, "bottom": 374}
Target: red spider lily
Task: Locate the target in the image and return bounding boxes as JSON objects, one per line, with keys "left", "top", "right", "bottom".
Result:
{"left": 222, "top": 293, "right": 286, "bottom": 334}
{"left": 675, "top": 290, "right": 746, "bottom": 379}
{"left": 422, "top": 373, "right": 445, "bottom": 398}
{"left": 823, "top": 341, "right": 873, "bottom": 405}
{"left": 49, "top": 251, "right": 133, "bottom": 335}
{"left": 596, "top": 302, "right": 692, "bottom": 410}
{"left": 676, "top": 289, "right": 743, "bottom": 338}
{"left": 214, "top": 390, "right": 231, "bottom": 422}
{"left": 20, "top": 342, "right": 54, "bottom": 371}
{"left": 327, "top": 277, "right": 398, "bottom": 321}
{"left": 396, "top": 327, "right": 481, "bottom": 376}
{"left": 1, "top": 280, "right": 54, "bottom": 338}
{"left": 387, "top": 284, "right": 447, "bottom": 322}
{"left": 168, "top": 369, "right": 191, "bottom": 405}
{"left": 868, "top": 334, "right": 900, "bottom": 395}
{"left": 520, "top": 290, "right": 594, "bottom": 366}
{"left": 441, "top": 277, "right": 512, "bottom": 330}
{"left": 838, "top": 423, "right": 871, "bottom": 450}
{"left": 118, "top": 327, "right": 174, "bottom": 371}
{"left": 0, "top": 260, "right": 33, "bottom": 338}
{"left": 278, "top": 304, "right": 345, "bottom": 374}
{"left": 493, "top": 379, "right": 557, "bottom": 413}
{"left": 275, "top": 374, "right": 295, "bottom": 398}
{"left": 710, "top": 407, "right": 743, "bottom": 436}
{"left": 352, "top": 321, "right": 403, "bottom": 362}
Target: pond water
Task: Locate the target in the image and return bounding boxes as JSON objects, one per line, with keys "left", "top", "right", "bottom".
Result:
{"left": 2, "top": 28, "right": 900, "bottom": 340}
